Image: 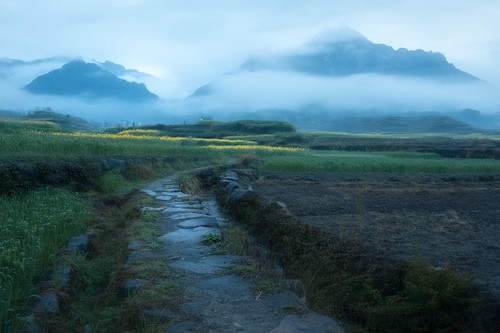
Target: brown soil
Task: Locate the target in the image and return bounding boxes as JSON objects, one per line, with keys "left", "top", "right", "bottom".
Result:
{"left": 253, "top": 173, "right": 500, "bottom": 295}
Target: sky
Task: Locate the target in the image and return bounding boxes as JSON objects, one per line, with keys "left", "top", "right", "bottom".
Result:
{"left": 1, "top": 0, "right": 500, "bottom": 100}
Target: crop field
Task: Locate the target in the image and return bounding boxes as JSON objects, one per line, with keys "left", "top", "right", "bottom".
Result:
{"left": 2, "top": 117, "right": 500, "bottom": 331}
{"left": 0, "top": 189, "right": 93, "bottom": 328}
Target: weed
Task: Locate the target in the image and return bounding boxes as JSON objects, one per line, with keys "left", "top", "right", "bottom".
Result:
{"left": 227, "top": 261, "right": 260, "bottom": 279}
{"left": 176, "top": 172, "right": 202, "bottom": 194}
{"left": 202, "top": 233, "right": 222, "bottom": 245}
{"left": 220, "top": 225, "right": 250, "bottom": 256}
{"left": 62, "top": 254, "right": 109, "bottom": 293}
{"left": 128, "top": 209, "right": 163, "bottom": 249}
{"left": 131, "top": 260, "right": 170, "bottom": 280}
{"left": 254, "top": 279, "right": 281, "bottom": 295}
{"left": 280, "top": 303, "right": 308, "bottom": 315}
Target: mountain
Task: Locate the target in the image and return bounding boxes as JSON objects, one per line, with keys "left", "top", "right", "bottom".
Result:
{"left": 190, "top": 29, "right": 479, "bottom": 100}
{"left": 24, "top": 60, "right": 159, "bottom": 102}
{"left": 93, "top": 60, "right": 151, "bottom": 79}
{"left": 240, "top": 28, "right": 477, "bottom": 81}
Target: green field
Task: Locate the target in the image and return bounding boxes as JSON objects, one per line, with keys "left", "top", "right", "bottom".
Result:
{"left": 2, "top": 117, "right": 500, "bottom": 331}
{"left": 261, "top": 150, "right": 500, "bottom": 173}
{"left": 2, "top": 118, "right": 500, "bottom": 173}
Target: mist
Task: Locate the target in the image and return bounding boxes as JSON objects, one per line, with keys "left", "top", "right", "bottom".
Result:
{"left": 185, "top": 71, "right": 500, "bottom": 114}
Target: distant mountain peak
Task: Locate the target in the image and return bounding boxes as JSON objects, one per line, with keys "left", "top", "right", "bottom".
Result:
{"left": 241, "top": 30, "right": 477, "bottom": 81}
{"left": 24, "top": 60, "right": 158, "bottom": 103}
{"left": 309, "top": 27, "right": 368, "bottom": 46}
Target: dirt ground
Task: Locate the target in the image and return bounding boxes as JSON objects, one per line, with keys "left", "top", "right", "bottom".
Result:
{"left": 252, "top": 172, "right": 500, "bottom": 295}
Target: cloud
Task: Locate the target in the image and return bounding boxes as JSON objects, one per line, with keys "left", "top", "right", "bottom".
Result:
{"left": 1, "top": 0, "right": 500, "bottom": 99}
{"left": 187, "top": 71, "right": 500, "bottom": 113}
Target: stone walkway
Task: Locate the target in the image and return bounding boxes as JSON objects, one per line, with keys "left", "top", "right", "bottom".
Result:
{"left": 135, "top": 176, "right": 344, "bottom": 333}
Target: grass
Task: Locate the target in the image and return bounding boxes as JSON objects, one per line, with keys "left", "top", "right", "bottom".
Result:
{"left": 260, "top": 150, "right": 500, "bottom": 173}
{"left": 4, "top": 118, "right": 500, "bottom": 175}
{"left": 0, "top": 189, "right": 93, "bottom": 330}
{"left": 128, "top": 208, "right": 164, "bottom": 250}
{"left": 3, "top": 116, "right": 500, "bottom": 331}
{"left": 176, "top": 172, "right": 203, "bottom": 195}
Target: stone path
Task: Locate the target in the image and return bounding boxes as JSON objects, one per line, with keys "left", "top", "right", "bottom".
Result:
{"left": 136, "top": 176, "right": 344, "bottom": 333}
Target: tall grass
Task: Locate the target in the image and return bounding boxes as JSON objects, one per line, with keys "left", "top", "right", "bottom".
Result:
{"left": 0, "top": 189, "right": 93, "bottom": 329}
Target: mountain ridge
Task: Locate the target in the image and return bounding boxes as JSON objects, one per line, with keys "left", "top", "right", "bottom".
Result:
{"left": 242, "top": 30, "right": 476, "bottom": 80}
{"left": 24, "top": 60, "right": 159, "bottom": 103}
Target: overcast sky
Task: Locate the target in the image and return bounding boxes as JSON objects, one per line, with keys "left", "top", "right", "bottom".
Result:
{"left": 1, "top": 0, "right": 500, "bottom": 98}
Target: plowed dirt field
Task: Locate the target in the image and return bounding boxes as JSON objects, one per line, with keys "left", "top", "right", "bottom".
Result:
{"left": 253, "top": 173, "right": 500, "bottom": 295}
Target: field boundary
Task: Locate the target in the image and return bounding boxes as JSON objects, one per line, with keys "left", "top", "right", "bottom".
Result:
{"left": 191, "top": 166, "right": 500, "bottom": 333}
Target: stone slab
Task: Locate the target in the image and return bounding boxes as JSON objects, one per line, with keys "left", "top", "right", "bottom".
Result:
{"left": 158, "top": 227, "right": 220, "bottom": 243}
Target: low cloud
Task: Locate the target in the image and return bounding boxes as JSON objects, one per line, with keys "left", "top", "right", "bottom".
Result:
{"left": 186, "top": 71, "right": 500, "bottom": 114}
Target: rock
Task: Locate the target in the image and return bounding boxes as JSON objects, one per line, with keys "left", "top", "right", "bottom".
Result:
{"left": 141, "top": 189, "right": 158, "bottom": 196}
{"left": 221, "top": 171, "right": 239, "bottom": 182}
{"left": 223, "top": 180, "right": 240, "bottom": 193}
{"left": 163, "top": 321, "right": 196, "bottom": 333}
{"left": 141, "top": 206, "right": 164, "bottom": 212}
{"left": 109, "top": 159, "right": 126, "bottom": 172}
{"left": 100, "top": 159, "right": 111, "bottom": 171}
{"left": 142, "top": 309, "right": 177, "bottom": 323}
{"left": 52, "top": 266, "right": 72, "bottom": 288}
{"left": 168, "top": 212, "right": 210, "bottom": 220}
{"left": 34, "top": 291, "right": 60, "bottom": 316}
{"left": 178, "top": 217, "right": 218, "bottom": 229}
{"left": 121, "top": 279, "right": 149, "bottom": 297}
{"left": 65, "top": 234, "right": 92, "bottom": 255}
{"left": 124, "top": 250, "right": 158, "bottom": 267}
{"left": 128, "top": 240, "right": 146, "bottom": 250}
{"left": 163, "top": 207, "right": 205, "bottom": 214}
{"left": 271, "top": 313, "right": 344, "bottom": 333}
{"left": 158, "top": 227, "right": 220, "bottom": 243}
